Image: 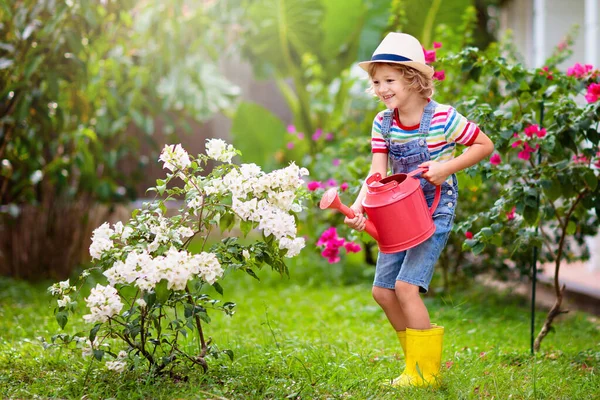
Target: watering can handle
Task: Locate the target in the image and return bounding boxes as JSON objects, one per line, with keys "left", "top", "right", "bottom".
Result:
{"left": 337, "top": 203, "right": 379, "bottom": 239}
{"left": 407, "top": 167, "right": 441, "bottom": 215}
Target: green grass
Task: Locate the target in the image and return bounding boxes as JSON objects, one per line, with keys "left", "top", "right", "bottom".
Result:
{"left": 1, "top": 272, "right": 598, "bottom": 399}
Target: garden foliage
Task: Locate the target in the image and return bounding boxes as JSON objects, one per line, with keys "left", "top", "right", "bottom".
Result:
{"left": 0, "top": 0, "right": 240, "bottom": 278}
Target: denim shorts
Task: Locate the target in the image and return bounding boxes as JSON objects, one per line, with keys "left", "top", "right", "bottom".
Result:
{"left": 373, "top": 176, "right": 458, "bottom": 293}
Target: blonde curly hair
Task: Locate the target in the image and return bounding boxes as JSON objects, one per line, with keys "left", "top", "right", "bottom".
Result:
{"left": 367, "top": 63, "right": 434, "bottom": 99}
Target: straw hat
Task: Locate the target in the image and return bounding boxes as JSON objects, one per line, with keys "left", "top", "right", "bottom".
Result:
{"left": 358, "top": 32, "right": 434, "bottom": 78}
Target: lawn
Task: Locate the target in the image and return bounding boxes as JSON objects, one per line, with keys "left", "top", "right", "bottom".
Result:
{"left": 0, "top": 271, "right": 598, "bottom": 399}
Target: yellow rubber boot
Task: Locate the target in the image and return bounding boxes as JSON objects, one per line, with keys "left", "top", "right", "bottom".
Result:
{"left": 392, "top": 326, "right": 444, "bottom": 388}
{"left": 396, "top": 330, "right": 406, "bottom": 355}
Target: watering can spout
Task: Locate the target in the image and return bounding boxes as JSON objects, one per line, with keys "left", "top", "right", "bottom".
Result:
{"left": 319, "top": 188, "right": 379, "bottom": 241}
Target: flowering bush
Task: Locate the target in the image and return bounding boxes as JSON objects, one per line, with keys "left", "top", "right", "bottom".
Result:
{"left": 46, "top": 139, "right": 309, "bottom": 375}
{"left": 432, "top": 35, "right": 600, "bottom": 350}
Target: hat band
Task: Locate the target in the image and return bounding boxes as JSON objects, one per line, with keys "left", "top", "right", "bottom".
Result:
{"left": 371, "top": 53, "right": 413, "bottom": 62}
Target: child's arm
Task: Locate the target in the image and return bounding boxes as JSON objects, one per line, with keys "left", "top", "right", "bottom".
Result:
{"left": 344, "top": 152, "right": 388, "bottom": 231}
{"left": 420, "top": 131, "right": 494, "bottom": 186}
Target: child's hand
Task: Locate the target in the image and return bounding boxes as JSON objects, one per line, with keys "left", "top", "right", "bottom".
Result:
{"left": 419, "top": 161, "right": 450, "bottom": 186}
{"left": 344, "top": 204, "right": 367, "bottom": 231}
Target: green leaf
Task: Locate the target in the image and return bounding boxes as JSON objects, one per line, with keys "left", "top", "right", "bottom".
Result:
{"left": 89, "top": 323, "right": 102, "bottom": 343}
{"left": 24, "top": 56, "right": 44, "bottom": 79}
{"left": 55, "top": 311, "right": 68, "bottom": 329}
{"left": 245, "top": 0, "right": 324, "bottom": 76}
{"left": 472, "top": 242, "right": 485, "bottom": 255}
{"left": 480, "top": 227, "right": 493, "bottom": 238}
{"left": 154, "top": 280, "right": 170, "bottom": 304}
{"left": 566, "top": 220, "right": 577, "bottom": 235}
{"left": 583, "top": 170, "right": 598, "bottom": 191}
{"left": 223, "top": 349, "right": 234, "bottom": 361}
{"left": 240, "top": 220, "right": 253, "bottom": 238}
{"left": 245, "top": 268, "right": 260, "bottom": 281}
{"left": 219, "top": 212, "right": 235, "bottom": 233}
{"left": 230, "top": 101, "right": 286, "bottom": 169}
{"left": 213, "top": 282, "right": 223, "bottom": 295}
{"left": 93, "top": 349, "right": 105, "bottom": 361}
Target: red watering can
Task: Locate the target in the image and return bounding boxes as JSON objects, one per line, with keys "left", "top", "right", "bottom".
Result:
{"left": 319, "top": 167, "right": 440, "bottom": 254}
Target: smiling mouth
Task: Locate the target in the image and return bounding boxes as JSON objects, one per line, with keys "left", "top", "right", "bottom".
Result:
{"left": 382, "top": 94, "right": 395, "bottom": 101}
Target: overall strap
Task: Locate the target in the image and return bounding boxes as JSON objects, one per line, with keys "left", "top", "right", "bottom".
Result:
{"left": 380, "top": 109, "right": 394, "bottom": 148}
{"left": 418, "top": 100, "right": 438, "bottom": 138}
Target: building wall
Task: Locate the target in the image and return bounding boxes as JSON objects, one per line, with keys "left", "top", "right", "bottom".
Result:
{"left": 500, "top": 0, "right": 599, "bottom": 69}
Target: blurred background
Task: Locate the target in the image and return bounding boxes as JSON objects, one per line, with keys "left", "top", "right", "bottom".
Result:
{"left": 1, "top": 0, "right": 599, "bottom": 287}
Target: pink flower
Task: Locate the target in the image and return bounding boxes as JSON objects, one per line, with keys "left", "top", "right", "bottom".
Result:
{"left": 317, "top": 227, "right": 338, "bottom": 246}
{"left": 566, "top": 63, "right": 594, "bottom": 78}
{"left": 572, "top": 154, "right": 589, "bottom": 164}
{"left": 297, "top": 132, "right": 305, "bottom": 139}
{"left": 511, "top": 133, "right": 523, "bottom": 148}
{"left": 537, "top": 128, "right": 547, "bottom": 138}
{"left": 344, "top": 242, "right": 361, "bottom": 253}
{"left": 287, "top": 124, "right": 296, "bottom": 134}
{"left": 518, "top": 150, "right": 531, "bottom": 160}
{"left": 433, "top": 70, "right": 446, "bottom": 81}
{"left": 423, "top": 48, "right": 436, "bottom": 63}
{"left": 312, "top": 128, "right": 322, "bottom": 141}
{"left": 286, "top": 142, "right": 294, "bottom": 149}
{"left": 325, "top": 132, "right": 334, "bottom": 141}
{"left": 332, "top": 159, "right": 340, "bottom": 166}
{"left": 433, "top": 42, "right": 442, "bottom": 49}
{"left": 465, "top": 231, "right": 473, "bottom": 239}
{"left": 321, "top": 246, "right": 340, "bottom": 264}
{"left": 307, "top": 181, "right": 322, "bottom": 191}
{"left": 585, "top": 83, "right": 600, "bottom": 103}
{"left": 490, "top": 153, "right": 501, "bottom": 165}
{"left": 506, "top": 206, "right": 516, "bottom": 220}
{"left": 540, "top": 66, "right": 553, "bottom": 80}
{"left": 326, "top": 178, "right": 337, "bottom": 187}
{"left": 524, "top": 124, "right": 539, "bottom": 138}
{"left": 340, "top": 182, "right": 349, "bottom": 192}
{"left": 557, "top": 40, "right": 567, "bottom": 51}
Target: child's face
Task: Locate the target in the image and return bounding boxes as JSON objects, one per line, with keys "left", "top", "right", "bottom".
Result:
{"left": 371, "top": 65, "right": 412, "bottom": 109}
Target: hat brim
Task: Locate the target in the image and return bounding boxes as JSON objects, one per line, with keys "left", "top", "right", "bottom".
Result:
{"left": 358, "top": 60, "right": 434, "bottom": 79}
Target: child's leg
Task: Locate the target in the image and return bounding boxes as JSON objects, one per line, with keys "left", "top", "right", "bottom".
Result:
{"left": 372, "top": 286, "right": 408, "bottom": 331}
{"left": 394, "top": 280, "right": 430, "bottom": 329}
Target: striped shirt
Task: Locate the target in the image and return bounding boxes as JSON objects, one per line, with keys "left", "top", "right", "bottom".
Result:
{"left": 371, "top": 103, "right": 480, "bottom": 162}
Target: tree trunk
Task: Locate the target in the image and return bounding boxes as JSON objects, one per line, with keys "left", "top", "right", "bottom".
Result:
{"left": 533, "top": 284, "right": 568, "bottom": 352}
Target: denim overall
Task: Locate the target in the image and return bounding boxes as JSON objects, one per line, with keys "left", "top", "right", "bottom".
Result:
{"left": 373, "top": 100, "right": 459, "bottom": 293}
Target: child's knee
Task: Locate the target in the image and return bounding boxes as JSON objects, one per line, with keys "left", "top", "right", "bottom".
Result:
{"left": 394, "top": 280, "right": 420, "bottom": 303}
{"left": 372, "top": 286, "right": 396, "bottom": 307}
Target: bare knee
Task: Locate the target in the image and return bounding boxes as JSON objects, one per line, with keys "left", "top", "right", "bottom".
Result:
{"left": 372, "top": 286, "right": 397, "bottom": 308}
{"left": 394, "top": 280, "right": 420, "bottom": 305}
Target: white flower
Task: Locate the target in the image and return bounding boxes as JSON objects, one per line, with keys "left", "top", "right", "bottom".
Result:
{"left": 136, "top": 298, "right": 147, "bottom": 308}
{"left": 159, "top": 144, "right": 191, "bottom": 172}
{"left": 58, "top": 279, "right": 70, "bottom": 290}
{"left": 194, "top": 252, "right": 224, "bottom": 285}
{"left": 117, "top": 350, "right": 128, "bottom": 359}
{"left": 89, "top": 222, "right": 115, "bottom": 260}
{"left": 82, "top": 284, "right": 124, "bottom": 324}
{"left": 113, "top": 221, "right": 124, "bottom": 235}
{"left": 242, "top": 250, "right": 250, "bottom": 260}
{"left": 122, "top": 226, "right": 133, "bottom": 240}
{"left": 177, "top": 226, "right": 194, "bottom": 239}
{"left": 106, "top": 360, "right": 126, "bottom": 373}
{"left": 30, "top": 170, "right": 43, "bottom": 184}
{"left": 240, "top": 163, "right": 262, "bottom": 179}
{"left": 232, "top": 198, "right": 258, "bottom": 221}
{"left": 205, "top": 138, "right": 237, "bottom": 163}
{"left": 278, "top": 237, "right": 305, "bottom": 257}
{"left": 79, "top": 337, "right": 98, "bottom": 358}
{"left": 57, "top": 295, "right": 71, "bottom": 308}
